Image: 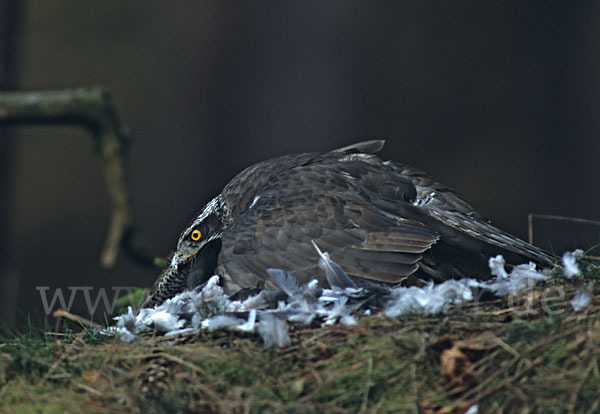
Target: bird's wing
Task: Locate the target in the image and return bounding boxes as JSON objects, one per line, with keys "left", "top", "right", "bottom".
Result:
{"left": 427, "top": 206, "right": 556, "bottom": 266}
{"left": 388, "top": 163, "right": 556, "bottom": 267}
{"left": 216, "top": 190, "right": 439, "bottom": 292}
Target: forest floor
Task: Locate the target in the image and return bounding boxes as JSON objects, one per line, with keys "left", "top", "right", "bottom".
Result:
{"left": 1, "top": 261, "right": 599, "bottom": 413}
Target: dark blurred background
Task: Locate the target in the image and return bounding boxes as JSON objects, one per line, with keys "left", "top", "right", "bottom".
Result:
{"left": 1, "top": 1, "right": 599, "bottom": 327}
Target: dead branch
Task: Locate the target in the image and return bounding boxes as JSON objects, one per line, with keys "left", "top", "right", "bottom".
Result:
{"left": 0, "top": 87, "right": 131, "bottom": 268}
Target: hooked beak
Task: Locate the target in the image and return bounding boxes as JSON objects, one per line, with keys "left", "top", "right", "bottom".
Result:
{"left": 170, "top": 251, "right": 196, "bottom": 268}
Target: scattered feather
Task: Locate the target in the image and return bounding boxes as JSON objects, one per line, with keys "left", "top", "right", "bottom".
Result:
{"left": 164, "top": 327, "right": 199, "bottom": 338}
{"left": 571, "top": 286, "right": 592, "bottom": 311}
{"left": 319, "top": 294, "right": 356, "bottom": 325}
{"left": 465, "top": 405, "right": 479, "bottom": 414}
{"left": 202, "top": 315, "right": 246, "bottom": 331}
{"left": 115, "top": 306, "right": 136, "bottom": 331}
{"left": 113, "top": 251, "right": 566, "bottom": 346}
{"left": 256, "top": 314, "right": 291, "bottom": 347}
{"left": 265, "top": 268, "right": 302, "bottom": 298}
{"left": 385, "top": 279, "right": 475, "bottom": 317}
{"left": 485, "top": 262, "right": 548, "bottom": 296}
{"left": 312, "top": 240, "right": 357, "bottom": 288}
{"left": 150, "top": 310, "right": 185, "bottom": 332}
{"left": 488, "top": 255, "right": 508, "bottom": 279}
{"left": 114, "top": 326, "right": 136, "bottom": 343}
{"left": 236, "top": 309, "right": 257, "bottom": 332}
{"left": 562, "top": 250, "right": 583, "bottom": 278}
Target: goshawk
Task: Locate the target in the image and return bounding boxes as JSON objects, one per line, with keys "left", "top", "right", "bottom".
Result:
{"left": 142, "top": 140, "right": 555, "bottom": 308}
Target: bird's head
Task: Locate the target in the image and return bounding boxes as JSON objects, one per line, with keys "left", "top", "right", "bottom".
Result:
{"left": 141, "top": 196, "right": 231, "bottom": 309}
{"left": 170, "top": 195, "right": 231, "bottom": 268}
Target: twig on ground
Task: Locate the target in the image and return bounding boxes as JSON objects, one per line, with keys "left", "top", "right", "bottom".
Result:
{"left": 567, "top": 357, "right": 596, "bottom": 414}
{"left": 359, "top": 354, "right": 373, "bottom": 414}
{"left": 72, "top": 381, "right": 103, "bottom": 396}
{"left": 411, "top": 337, "right": 426, "bottom": 414}
{"left": 52, "top": 309, "right": 105, "bottom": 331}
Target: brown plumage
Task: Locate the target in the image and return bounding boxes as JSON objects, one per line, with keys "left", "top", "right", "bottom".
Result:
{"left": 141, "top": 140, "right": 556, "bottom": 308}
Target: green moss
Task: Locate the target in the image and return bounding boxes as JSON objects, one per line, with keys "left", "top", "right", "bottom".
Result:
{"left": 114, "top": 288, "right": 150, "bottom": 314}
{"left": 1, "top": 263, "right": 599, "bottom": 412}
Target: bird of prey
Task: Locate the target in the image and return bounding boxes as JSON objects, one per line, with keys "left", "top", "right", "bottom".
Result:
{"left": 141, "top": 140, "right": 555, "bottom": 308}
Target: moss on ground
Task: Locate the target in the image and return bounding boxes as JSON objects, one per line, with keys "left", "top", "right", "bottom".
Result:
{"left": 1, "top": 263, "right": 600, "bottom": 413}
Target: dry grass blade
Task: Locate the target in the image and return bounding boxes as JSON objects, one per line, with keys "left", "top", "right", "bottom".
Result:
{"left": 528, "top": 213, "right": 600, "bottom": 258}
{"left": 1, "top": 262, "right": 599, "bottom": 412}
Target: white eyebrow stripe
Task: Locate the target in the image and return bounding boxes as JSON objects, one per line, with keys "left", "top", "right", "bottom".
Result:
{"left": 194, "top": 195, "right": 223, "bottom": 224}
{"left": 178, "top": 195, "right": 224, "bottom": 246}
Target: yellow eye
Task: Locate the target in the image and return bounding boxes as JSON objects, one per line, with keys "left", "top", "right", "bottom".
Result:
{"left": 190, "top": 229, "right": 202, "bottom": 241}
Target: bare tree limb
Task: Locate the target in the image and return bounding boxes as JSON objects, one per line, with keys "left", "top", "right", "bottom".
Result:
{"left": 0, "top": 87, "right": 132, "bottom": 268}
